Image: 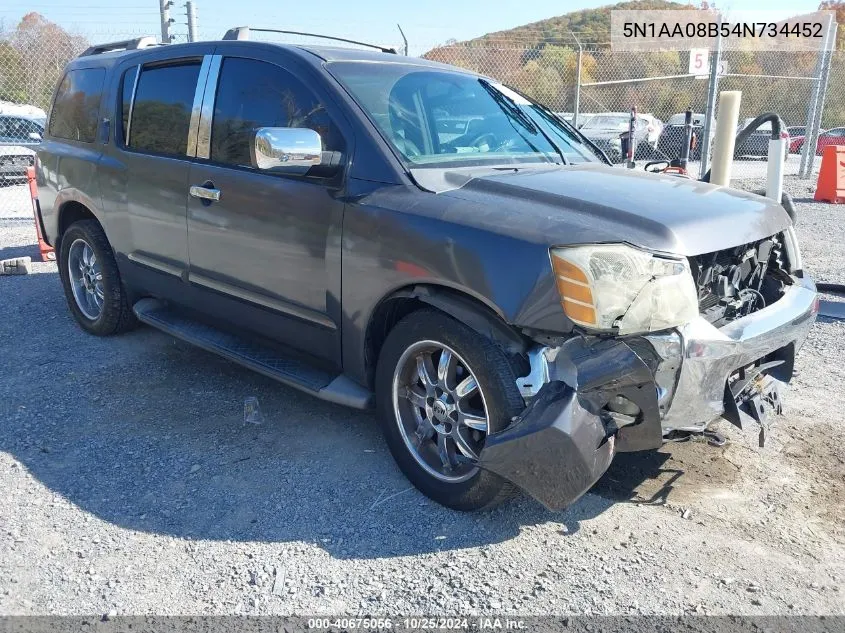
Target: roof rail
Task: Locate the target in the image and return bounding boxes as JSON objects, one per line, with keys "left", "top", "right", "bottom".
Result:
{"left": 221, "top": 26, "right": 397, "bottom": 54}
{"left": 79, "top": 36, "right": 161, "bottom": 57}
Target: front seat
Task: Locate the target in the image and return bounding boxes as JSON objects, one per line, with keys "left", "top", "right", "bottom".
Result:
{"left": 388, "top": 82, "right": 427, "bottom": 158}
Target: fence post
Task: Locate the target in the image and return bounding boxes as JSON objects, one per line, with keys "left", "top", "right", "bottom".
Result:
{"left": 800, "top": 17, "right": 836, "bottom": 179}
{"left": 699, "top": 18, "right": 722, "bottom": 180}
{"left": 186, "top": 1, "right": 198, "bottom": 43}
{"left": 570, "top": 31, "right": 582, "bottom": 128}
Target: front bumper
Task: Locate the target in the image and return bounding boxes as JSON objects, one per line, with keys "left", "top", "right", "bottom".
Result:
{"left": 650, "top": 276, "right": 817, "bottom": 432}
{"left": 478, "top": 275, "right": 817, "bottom": 511}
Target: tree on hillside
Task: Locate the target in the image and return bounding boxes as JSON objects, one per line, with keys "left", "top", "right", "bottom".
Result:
{"left": 0, "top": 13, "right": 88, "bottom": 108}
{"left": 818, "top": 1, "right": 845, "bottom": 50}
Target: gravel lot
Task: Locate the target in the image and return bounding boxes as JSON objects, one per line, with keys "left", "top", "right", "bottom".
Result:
{"left": 0, "top": 177, "right": 843, "bottom": 618}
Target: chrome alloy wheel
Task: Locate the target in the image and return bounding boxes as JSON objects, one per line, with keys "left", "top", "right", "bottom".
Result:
{"left": 392, "top": 340, "right": 490, "bottom": 483}
{"left": 67, "top": 238, "right": 104, "bottom": 320}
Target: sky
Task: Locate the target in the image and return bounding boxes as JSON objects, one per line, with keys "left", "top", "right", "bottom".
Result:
{"left": 0, "top": 0, "right": 829, "bottom": 53}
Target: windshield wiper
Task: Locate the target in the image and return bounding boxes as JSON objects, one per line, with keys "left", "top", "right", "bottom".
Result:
{"left": 477, "top": 79, "right": 563, "bottom": 165}
{"left": 529, "top": 101, "right": 612, "bottom": 165}
{"left": 478, "top": 78, "right": 538, "bottom": 133}
{"left": 478, "top": 79, "right": 566, "bottom": 165}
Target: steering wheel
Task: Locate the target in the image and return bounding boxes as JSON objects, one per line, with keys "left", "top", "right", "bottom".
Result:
{"left": 469, "top": 132, "right": 498, "bottom": 150}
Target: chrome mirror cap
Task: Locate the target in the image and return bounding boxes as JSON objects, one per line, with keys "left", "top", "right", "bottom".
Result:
{"left": 251, "top": 127, "right": 322, "bottom": 172}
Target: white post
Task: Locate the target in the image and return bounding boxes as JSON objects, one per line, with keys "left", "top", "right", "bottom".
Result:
{"left": 766, "top": 138, "right": 786, "bottom": 203}
{"left": 709, "top": 91, "right": 741, "bottom": 187}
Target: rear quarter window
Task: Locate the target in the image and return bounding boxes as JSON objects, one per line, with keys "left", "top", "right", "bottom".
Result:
{"left": 49, "top": 68, "right": 106, "bottom": 143}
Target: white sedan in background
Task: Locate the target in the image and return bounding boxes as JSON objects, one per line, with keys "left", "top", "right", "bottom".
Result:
{"left": 0, "top": 145, "right": 35, "bottom": 186}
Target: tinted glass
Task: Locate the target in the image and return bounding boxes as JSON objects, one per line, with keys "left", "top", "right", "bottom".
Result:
{"left": 120, "top": 66, "right": 139, "bottom": 145}
{"left": 130, "top": 62, "right": 200, "bottom": 156}
{"left": 210, "top": 57, "right": 344, "bottom": 168}
{"left": 329, "top": 61, "right": 600, "bottom": 168}
{"left": 49, "top": 68, "right": 105, "bottom": 142}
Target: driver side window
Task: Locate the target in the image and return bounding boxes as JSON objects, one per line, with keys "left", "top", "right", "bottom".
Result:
{"left": 210, "top": 57, "right": 345, "bottom": 169}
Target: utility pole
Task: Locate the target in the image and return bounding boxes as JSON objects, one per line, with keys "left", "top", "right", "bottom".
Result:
{"left": 159, "top": 0, "right": 173, "bottom": 43}
{"left": 186, "top": 0, "right": 198, "bottom": 43}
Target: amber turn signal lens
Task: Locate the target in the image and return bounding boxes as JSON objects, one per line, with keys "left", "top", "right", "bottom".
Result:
{"left": 551, "top": 253, "right": 598, "bottom": 327}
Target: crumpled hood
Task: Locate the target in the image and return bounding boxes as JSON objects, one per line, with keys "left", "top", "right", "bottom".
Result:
{"left": 434, "top": 163, "right": 792, "bottom": 256}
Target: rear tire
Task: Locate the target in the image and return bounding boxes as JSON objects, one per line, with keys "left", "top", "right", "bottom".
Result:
{"left": 375, "top": 309, "right": 524, "bottom": 511}
{"left": 58, "top": 219, "right": 137, "bottom": 336}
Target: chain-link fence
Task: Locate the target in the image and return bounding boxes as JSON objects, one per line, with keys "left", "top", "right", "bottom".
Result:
{"left": 0, "top": 13, "right": 843, "bottom": 217}
{"left": 425, "top": 39, "right": 838, "bottom": 181}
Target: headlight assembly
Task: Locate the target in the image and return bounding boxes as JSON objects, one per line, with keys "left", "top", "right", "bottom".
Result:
{"left": 550, "top": 244, "right": 699, "bottom": 335}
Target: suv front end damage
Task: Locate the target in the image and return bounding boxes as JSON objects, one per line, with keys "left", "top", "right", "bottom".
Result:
{"left": 478, "top": 261, "right": 818, "bottom": 512}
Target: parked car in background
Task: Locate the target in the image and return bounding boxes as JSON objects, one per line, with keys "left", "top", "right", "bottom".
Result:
{"left": 657, "top": 112, "right": 706, "bottom": 160}
{"left": 0, "top": 144, "right": 36, "bottom": 186}
{"left": 788, "top": 126, "right": 809, "bottom": 154}
{"left": 735, "top": 117, "right": 789, "bottom": 159}
{"left": 0, "top": 100, "right": 47, "bottom": 121}
{"left": 0, "top": 114, "right": 45, "bottom": 148}
{"left": 815, "top": 127, "right": 845, "bottom": 154}
{"left": 579, "top": 113, "right": 652, "bottom": 162}
{"left": 0, "top": 114, "right": 44, "bottom": 185}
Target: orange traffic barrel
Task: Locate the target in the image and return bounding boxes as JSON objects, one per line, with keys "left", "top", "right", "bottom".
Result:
{"left": 814, "top": 145, "right": 845, "bottom": 204}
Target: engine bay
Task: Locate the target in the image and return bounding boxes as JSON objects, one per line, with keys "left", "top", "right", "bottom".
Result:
{"left": 688, "top": 233, "right": 793, "bottom": 327}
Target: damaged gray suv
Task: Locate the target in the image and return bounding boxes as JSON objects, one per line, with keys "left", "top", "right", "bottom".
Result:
{"left": 35, "top": 29, "right": 818, "bottom": 511}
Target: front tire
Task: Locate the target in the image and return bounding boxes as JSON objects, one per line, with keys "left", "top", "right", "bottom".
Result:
{"left": 375, "top": 309, "right": 524, "bottom": 511}
{"left": 58, "top": 219, "right": 137, "bottom": 336}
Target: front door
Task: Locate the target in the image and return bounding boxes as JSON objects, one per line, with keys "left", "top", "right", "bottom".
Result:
{"left": 185, "top": 52, "right": 349, "bottom": 362}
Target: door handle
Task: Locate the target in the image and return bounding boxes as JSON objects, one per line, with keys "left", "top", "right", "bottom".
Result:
{"left": 189, "top": 184, "right": 221, "bottom": 202}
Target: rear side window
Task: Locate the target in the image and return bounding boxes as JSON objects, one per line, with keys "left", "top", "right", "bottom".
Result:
{"left": 128, "top": 62, "right": 201, "bottom": 156}
{"left": 49, "top": 68, "right": 105, "bottom": 143}
{"left": 210, "top": 57, "right": 345, "bottom": 168}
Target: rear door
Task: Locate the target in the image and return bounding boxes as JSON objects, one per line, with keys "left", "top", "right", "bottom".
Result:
{"left": 100, "top": 46, "right": 215, "bottom": 292}
{"left": 184, "top": 48, "right": 351, "bottom": 362}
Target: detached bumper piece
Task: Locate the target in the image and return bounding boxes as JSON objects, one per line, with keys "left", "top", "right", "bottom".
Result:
{"left": 479, "top": 382, "right": 613, "bottom": 512}
{"left": 478, "top": 338, "right": 661, "bottom": 511}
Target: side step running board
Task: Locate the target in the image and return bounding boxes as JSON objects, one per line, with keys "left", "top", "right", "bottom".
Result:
{"left": 133, "top": 298, "right": 372, "bottom": 409}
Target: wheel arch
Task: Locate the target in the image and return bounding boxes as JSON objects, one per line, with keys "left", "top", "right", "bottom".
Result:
{"left": 55, "top": 198, "right": 103, "bottom": 251}
{"left": 363, "top": 283, "right": 530, "bottom": 389}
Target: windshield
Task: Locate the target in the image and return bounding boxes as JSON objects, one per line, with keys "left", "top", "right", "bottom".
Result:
{"left": 327, "top": 62, "right": 602, "bottom": 168}
{"left": 581, "top": 115, "right": 631, "bottom": 131}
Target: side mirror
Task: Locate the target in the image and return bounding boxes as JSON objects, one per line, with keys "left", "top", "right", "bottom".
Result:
{"left": 28, "top": 132, "right": 42, "bottom": 142}
{"left": 251, "top": 127, "right": 322, "bottom": 173}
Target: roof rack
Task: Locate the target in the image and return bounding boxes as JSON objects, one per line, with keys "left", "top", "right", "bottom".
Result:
{"left": 221, "top": 26, "right": 398, "bottom": 54}
{"left": 79, "top": 36, "right": 161, "bottom": 57}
